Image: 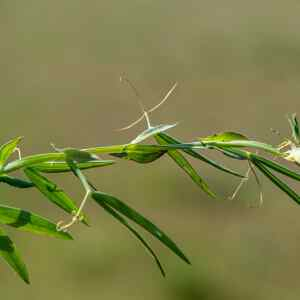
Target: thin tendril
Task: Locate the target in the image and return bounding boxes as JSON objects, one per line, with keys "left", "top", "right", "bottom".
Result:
{"left": 248, "top": 161, "right": 263, "bottom": 208}
{"left": 118, "top": 80, "right": 178, "bottom": 131}
{"left": 148, "top": 82, "right": 178, "bottom": 113}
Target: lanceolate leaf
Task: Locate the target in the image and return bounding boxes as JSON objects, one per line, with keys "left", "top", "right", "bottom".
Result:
{"left": 0, "top": 205, "right": 72, "bottom": 240}
{"left": 131, "top": 124, "right": 177, "bottom": 144}
{"left": 0, "top": 137, "right": 22, "bottom": 169}
{"left": 23, "top": 168, "right": 88, "bottom": 224}
{"left": 155, "top": 134, "right": 215, "bottom": 197}
{"left": 212, "top": 147, "right": 250, "bottom": 160}
{"left": 0, "top": 175, "right": 34, "bottom": 189}
{"left": 0, "top": 226, "right": 29, "bottom": 284}
{"left": 250, "top": 154, "right": 300, "bottom": 181}
{"left": 216, "top": 147, "right": 300, "bottom": 183}
{"left": 92, "top": 191, "right": 191, "bottom": 265}
{"left": 32, "top": 160, "right": 115, "bottom": 173}
{"left": 252, "top": 160, "right": 300, "bottom": 205}
{"left": 156, "top": 133, "right": 245, "bottom": 178}
{"left": 95, "top": 199, "right": 165, "bottom": 276}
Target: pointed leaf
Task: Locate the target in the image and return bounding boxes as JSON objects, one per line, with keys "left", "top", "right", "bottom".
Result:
{"left": 32, "top": 160, "right": 115, "bottom": 173}
{"left": 131, "top": 124, "right": 177, "bottom": 144}
{"left": 0, "top": 205, "right": 72, "bottom": 239}
{"left": 0, "top": 137, "right": 22, "bottom": 169}
{"left": 157, "top": 133, "right": 245, "bottom": 178}
{"left": 24, "top": 168, "right": 88, "bottom": 224}
{"left": 212, "top": 147, "right": 250, "bottom": 160}
{"left": 0, "top": 227, "right": 29, "bottom": 284}
{"left": 252, "top": 161, "right": 300, "bottom": 205}
{"left": 92, "top": 191, "right": 190, "bottom": 265}
{"left": 0, "top": 175, "right": 34, "bottom": 188}
{"left": 250, "top": 154, "right": 300, "bottom": 181}
{"left": 155, "top": 134, "right": 215, "bottom": 197}
{"left": 96, "top": 199, "right": 165, "bottom": 276}
{"left": 217, "top": 147, "right": 247, "bottom": 160}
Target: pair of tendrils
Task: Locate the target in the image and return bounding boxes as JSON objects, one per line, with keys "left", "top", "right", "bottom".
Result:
{"left": 228, "top": 157, "right": 263, "bottom": 208}
{"left": 228, "top": 125, "right": 298, "bottom": 208}
{"left": 119, "top": 77, "right": 178, "bottom": 131}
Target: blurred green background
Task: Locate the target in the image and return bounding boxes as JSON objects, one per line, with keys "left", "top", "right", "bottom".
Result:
{"left": 2, "top": 1, "right": 300, "bottom": 299}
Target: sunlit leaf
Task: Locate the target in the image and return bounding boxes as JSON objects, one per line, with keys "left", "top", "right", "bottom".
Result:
{"left": 0, "top": 226, "right": 29, "bottom": 284}
{"left": 200, "top": 131, "right": 248, "bottom": 142}
{"left": 0, "top": 175, "right": 34, "bottom": 189}
{"left": 95, "top": 199, "right": 165, "bottom": 276}
{"left": 155, "top": 134, "right": 215, "bottom": 197}
{"left": 32, "top": 160, "right": 115, "bottom": 173}
{"left": 0, "top": 137, "right": 22, "bottom": 169}
{"left": 92, "top": 191, "right": 191, "bottom": 265}
{"left": 0, "top": 205, "right": 72, "bottom": 240}
{"left": 131, "top": 124, "right": 177, "bottom": 144}
{"left": 157, "top": 133, "right": 245, "bottom": 178}
{"left": 23, "top": 168, "right": 88, "bottom": 224}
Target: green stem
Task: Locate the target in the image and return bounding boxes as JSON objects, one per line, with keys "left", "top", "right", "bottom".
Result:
{"left": 2, "top": 144, "right": 198, "bottom": 175}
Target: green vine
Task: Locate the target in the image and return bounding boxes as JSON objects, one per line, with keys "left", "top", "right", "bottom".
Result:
{"left": 0, "top": 107, "right": 299, "bottom": 284}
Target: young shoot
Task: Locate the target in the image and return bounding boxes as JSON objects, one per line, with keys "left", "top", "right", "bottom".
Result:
{"left": 228, "top": 156, "right": 263, "bottom": 208}
{"left": 277, "top": 114, "right": 300, "bottom": 165}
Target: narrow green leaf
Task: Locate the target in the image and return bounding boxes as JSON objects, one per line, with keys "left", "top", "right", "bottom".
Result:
{"left": 23, "top": 168, "right": 88, "bottom": 225}
{"left": 0, "top": 137, "right": 22, "bottom": 169}
{"left": 252, "top": 161, "right": 300, "bottom": 205}
{"left": 215, "top": 147, "right": 300, "bottom": 183}
{"left": 0, "top": 226, "right": 29, "bottom": 284}
{"left": 214, "top": 147, "right": 247, "bottom": 160}
{"left": 155, "top": 134, "right": 215, "bottom": 197}
{"left": 157, "top": 133, "right": 245, "bottom": 178}
{"left": 110, "top": 144, "right": 167, "bottom": 164}
{"left": 131, "top": 124, "right": 177, "bottom": 144}
{"left": 92, "top": 191, "right": 191, "bottom": 265}
{"left": 250, "top": 154, "right": 300, "bottom": 181}
{"left": 212, "top": 147, "right": 250, "bottom": 160}
{"left": 0, "top": 205, "right": 72, "bottom": 240}
{"left": 32, "top": 160, "right": 115, "bottom": 173}
{"left": 95, "top": 199, "right": 165, "bottom": 276}
{"left": 0, "top": 175, "right": 34, "bottom": 188}
{"left": 288, "top": 113, "right": 300, "bottom": 144}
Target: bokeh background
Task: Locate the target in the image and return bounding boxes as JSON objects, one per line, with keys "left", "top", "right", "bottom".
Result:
{"left": 2, "top": 1, "right": 300, "bottom": 299}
